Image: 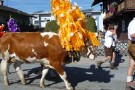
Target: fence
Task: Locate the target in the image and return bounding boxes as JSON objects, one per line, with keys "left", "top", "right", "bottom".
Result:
{"left": 97, "top": 40, "right": 128, "bottom": 56}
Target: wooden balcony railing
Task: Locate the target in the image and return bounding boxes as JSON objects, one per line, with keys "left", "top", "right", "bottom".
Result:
{"left": 118, "top": 0, "right": 135, "bottom": 12}
{"left": 104, "top": 0, "right": 135, "bottom": 19}
{"left": 117, "top": 1, "right": 125, "bottom": 12}
{"left": 104, "top": 12, "right": 113, "bottom": 19}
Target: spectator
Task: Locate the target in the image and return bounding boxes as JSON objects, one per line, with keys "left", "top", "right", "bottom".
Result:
{"left": 97, "top": 30, "right": 104, "bottom": 41}
{"left": 96, "top": 24, "right": 117, "bottom": 69}
{"left": 126, "top": 17, "right": 135, "bottom": 89}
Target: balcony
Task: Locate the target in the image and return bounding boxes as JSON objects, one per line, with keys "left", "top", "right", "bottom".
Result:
{"left": 118, "top": 0, "right": 135, "bottom": 12}
{"left": 104, "top": 12, "right": 113, "bottom": 20}
{"left": 104, "top": 0, "right": 135, "bottom": 20}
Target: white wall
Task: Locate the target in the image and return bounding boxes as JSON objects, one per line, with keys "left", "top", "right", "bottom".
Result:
{"left": 41, "top": 15, "right": 55, "bottom": 28}
{"left": 98, "top": 13, "right": 105, "bottom": 31}
{"left": 31, "top": 11, "right": 101, "bottom": 29}
{"left": 32, "top": 14, "right": 55, "bottom": 28}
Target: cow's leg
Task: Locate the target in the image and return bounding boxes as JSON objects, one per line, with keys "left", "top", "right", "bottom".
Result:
{"left": 38, "top": 63, "right": 44, "bottom": 75}
{"left": 59, "top": 72, "right": 73, "bottom": 90}
{"left": 13, "top": 61, "right": 26, "bottom": 85}
{"left": 40, "top": 67, "right": 49, "bottom": 88}
{"left": 1, "top": 60, "right": 9, "bottom": 86}
{"left": 7, "top": 63, "right": 11, "bottom": 74}
{"left": 53, "top": 63, "right": 73, "bottom": 90}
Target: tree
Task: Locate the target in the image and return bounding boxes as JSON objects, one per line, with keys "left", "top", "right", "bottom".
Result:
{"left": 86, "top": 16, "right": 97, "bottom": 32}
{"left": 45, "top": 20, "right": 59, "bottom": 33}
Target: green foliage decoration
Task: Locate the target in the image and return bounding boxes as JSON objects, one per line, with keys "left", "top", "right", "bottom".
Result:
{"left": 45, "top": 20, "right": 59, "bottom": 33}
{"left": 86, "top": 17, "right": 97, "bottom": 32}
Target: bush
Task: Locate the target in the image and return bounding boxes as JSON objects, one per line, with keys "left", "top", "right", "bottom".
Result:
{"left": 45, "top": 20, "right": 59, "bottom": 33}
{"left": 86, "top": 17, "right": 97, "bottom": 32}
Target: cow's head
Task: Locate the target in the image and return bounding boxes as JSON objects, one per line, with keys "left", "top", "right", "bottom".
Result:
{"left": 64, "top": 41, "right": 98, "bottom": 64}
{"left": 65, "top": 46, "right": 97, "bottom": 64}
{"left": 79, "top": 41, "right": 98, "bottom": 60}
{"left": 64, "top": 51, "right": 81, "bottom": 64}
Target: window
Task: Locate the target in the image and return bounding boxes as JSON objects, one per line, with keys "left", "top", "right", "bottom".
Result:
{"left": 47, "top": 20, "right": 50, "bottom": 22}
{"left": 122, "top": 20, "right": 125, "bottom": 32}
{"left": 41, "top": 20, "right": 45, "bottom": 22}
{"left": 34, "top": 20, "right": 39, "bottom": 24}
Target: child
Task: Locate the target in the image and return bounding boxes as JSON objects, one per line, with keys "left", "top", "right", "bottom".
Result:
{"left": 97, "top": 24, "right": 117, "bottom": 69}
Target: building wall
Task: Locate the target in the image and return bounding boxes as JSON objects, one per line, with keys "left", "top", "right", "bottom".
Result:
{"left": 84, "top": 11, "right": 102, "bottom": 31}
{"left": 32, "top": 10, "right": 102, "bottom": 29}
{"left": 0, "top": 10, "right": 32, "bottom": 31}
{"left": 98, "top": 13, "right": 105, "bottom": 31}
{"left": 0, "top": 14, "right": 5, "bottom": 23}
{"left": 0, "top": 10, "right": 30, "bottom": 25}
{"left": 32, "top": 13, "right": 55, "bottom": 28}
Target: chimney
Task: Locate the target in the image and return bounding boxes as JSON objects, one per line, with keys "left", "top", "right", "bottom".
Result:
{"left": 0, "top": 0, "right": 4, "bottom": 6}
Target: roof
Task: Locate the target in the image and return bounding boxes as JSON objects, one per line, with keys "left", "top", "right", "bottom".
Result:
{"left": 32, "top": 10, "right": 51, "bottom": 15}
{"left": 32, "top": 9, "right": 101, "bottom": 15}
{"left": 91, "top": 0, "right": 103, "bottom": 6}
{"left": 82, "top": 9, "right": 101, "bottom": 13}
{"left": 0, "top": 5, "right": 33, "bottom": 17}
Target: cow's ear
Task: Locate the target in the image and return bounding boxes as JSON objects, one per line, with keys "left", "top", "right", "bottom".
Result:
{"left": 80, "top": 47, "right": 84, "bottom": 50}
{"left": 89, "top": 54, "right": 95, "bottom": 60}
{"left": 67, "top": 51, "right": 72, "bottom": 58}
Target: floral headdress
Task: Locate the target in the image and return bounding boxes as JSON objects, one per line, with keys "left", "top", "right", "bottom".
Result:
{"left": 7, "top": 18, "right": 20, "bottom": 32}
{"left": 51, "top": 0, "right": 100, "bottom": 51}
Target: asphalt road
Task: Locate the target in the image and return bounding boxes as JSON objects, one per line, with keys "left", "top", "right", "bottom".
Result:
{"left": 0, "top": 56, "right": 129, "bottom": 90}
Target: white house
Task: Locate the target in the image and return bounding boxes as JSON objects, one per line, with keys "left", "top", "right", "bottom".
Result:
{"left": 31, "top": 11, "right": 55, "bottom": 28}
{"left": 31, "top": 9, "right": 103, "bottom": 30}
{"left": 82, "top": 9, "right": 102, "bottom": 30}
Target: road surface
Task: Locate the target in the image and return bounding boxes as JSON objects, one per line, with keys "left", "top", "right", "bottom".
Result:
{"left": 0, "top": 56, "right": 129, "bottom": 90}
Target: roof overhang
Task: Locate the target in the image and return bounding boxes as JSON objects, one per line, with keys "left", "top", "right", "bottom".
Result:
{"left": 0, "top": 6, "right": 34, "bottom": 17}
{"left": 91, "top": 0, "right": 103, "bottom": 6}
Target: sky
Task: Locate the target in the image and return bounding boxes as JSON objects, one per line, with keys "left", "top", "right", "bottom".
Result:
{"left": 3, "top": 0, "right": 101, "bottom": 14}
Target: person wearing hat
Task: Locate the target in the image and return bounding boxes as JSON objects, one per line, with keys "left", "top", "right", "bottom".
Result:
{"left": 97, "top": 24, "right": 117, "bottom": 70}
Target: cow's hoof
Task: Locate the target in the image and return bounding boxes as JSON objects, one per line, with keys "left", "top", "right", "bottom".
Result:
{"left": 67, "top": 86, "right": 73, "bottom": 90}
{"left": 40, "top": 83, "right": 45, "bottom": 88}
{"left": 21, "top": 81, "right": 26, "bottom": 85}
{"left": 40, "top": 85, "right": 45, "bottom": 88}
{"left": 4, "top": 82, "right": 9, "bottom": 86}
{"left": 21, "top": 79, "right": 26, "bottom": 85}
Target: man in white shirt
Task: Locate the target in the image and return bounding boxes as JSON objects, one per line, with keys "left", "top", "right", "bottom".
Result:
{"left": 97, "top": 24, "right": 117, "bottom": 69}
{"left": 126, "top": 18, "right": 135, "bottom": 89}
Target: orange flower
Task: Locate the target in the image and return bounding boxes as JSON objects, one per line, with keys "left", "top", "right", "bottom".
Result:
{"left": 51, "top": 0, "right": 100, "bottom": 51}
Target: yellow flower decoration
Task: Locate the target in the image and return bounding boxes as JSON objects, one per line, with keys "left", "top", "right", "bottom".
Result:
{"left": 51, "top": 0, "right": 100, "bottom": 51}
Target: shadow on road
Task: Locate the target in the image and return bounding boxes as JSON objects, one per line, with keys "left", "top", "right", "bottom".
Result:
{"left": 115, "top": 55, "right": 125, "bottom": 68}
{"left": 9, "top": 65, "right": 114, "bottom": 88}
{"left": 65, "top": 65, "right": 114, "bottom": 87}
{"left": 9, "top": 66, "right": 62, "bottom": 86}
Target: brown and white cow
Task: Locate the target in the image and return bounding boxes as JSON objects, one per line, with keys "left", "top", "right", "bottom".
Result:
{"left": 0, "top": 32, "right": 96, "bottom": 90}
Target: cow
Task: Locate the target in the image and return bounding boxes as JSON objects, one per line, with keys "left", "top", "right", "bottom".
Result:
{"left": 0, "top": 32, "right": 96, "bottom": 90}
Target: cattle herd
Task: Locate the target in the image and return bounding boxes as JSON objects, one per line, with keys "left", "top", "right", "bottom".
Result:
{"left": 0, "top": 32, "right": 97, "bottom": 90}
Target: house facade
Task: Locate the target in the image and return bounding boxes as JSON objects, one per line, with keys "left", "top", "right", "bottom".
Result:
{"left": 82, "top": 9, "right": 102, "bottom": 30}
{"left": 92, "top": 0, "right": 135, "bottom": 40}
{"left": 0, "top": 0, "right": 33, "bottom": 32}
{"left": 31, "top": 11, "right": 55, "bottom": 28}
{"left": 31, "top": 9, "right": 102, "bottom": 30}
